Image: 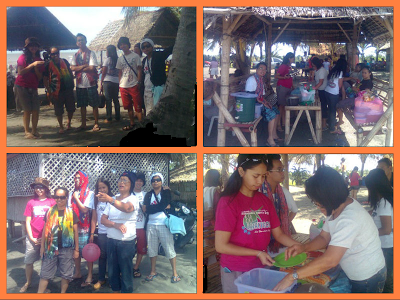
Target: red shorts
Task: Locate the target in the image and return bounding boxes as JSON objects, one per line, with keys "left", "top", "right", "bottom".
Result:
{"left": 119, "top": 85, "right": 142, "bottom": 112}
{"left": 136, "top": 228, "right": 147, "bottom": 255}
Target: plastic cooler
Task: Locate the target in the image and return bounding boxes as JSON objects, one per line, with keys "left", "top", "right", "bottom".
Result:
{"left": 231, "top": 92, "right": 257, "bottom": 122}
{"left": 234, "top": 268, "right": 296, "bottom": 293}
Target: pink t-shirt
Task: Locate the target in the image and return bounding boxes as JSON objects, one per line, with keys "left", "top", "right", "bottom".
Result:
{"left": 349, "top": 172, "right": 361, "bottom": 187}
{"left": 23, "top": 198, "right": 56, "bottom": 238}
{"left": 215, "top": 191, "right": 280, "bottom": 272}
{"left": 276, "top": 64, "right": 293, "bottom": 89}
{"left": 15, "top": 54, "right": 44, "bottom": 89}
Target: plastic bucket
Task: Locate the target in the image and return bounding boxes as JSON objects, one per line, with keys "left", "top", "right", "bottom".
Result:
{"left": 231, "top": 92, "right": 257, "bottom": 123}
{"left": 234, "top": 268, "right": 296, "bottom": 293}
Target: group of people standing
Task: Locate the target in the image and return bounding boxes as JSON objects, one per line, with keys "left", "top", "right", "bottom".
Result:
{"left": 210, "top": 154, "right": 392, "bottom": 294}
{"left": 20, "top": 171, "right": 180, "bottom": 293}
{"left": 13, "top": 34, "right": 172, "bottom": 138}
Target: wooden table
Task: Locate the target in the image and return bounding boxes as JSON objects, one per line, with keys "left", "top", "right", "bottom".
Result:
{"left": 285, "top": 101, "right": 322, "bottom": 145}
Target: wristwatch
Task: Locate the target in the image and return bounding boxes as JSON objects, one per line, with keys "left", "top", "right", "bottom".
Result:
{"left": 111, "top": 198, "right": 116, "bottom": 205}
{"left": 292, "top": 271, "right": 299, "bottom": 280}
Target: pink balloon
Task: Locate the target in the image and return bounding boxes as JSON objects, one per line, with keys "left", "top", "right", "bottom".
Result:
{"left": 82, "top": 243, "right": 101, "bottom": 262}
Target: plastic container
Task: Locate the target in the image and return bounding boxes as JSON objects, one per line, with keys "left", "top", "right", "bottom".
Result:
{"left": 231, "top": 92, "right": 257, "bottom": 123}
{"left": 234, "top": 268, "right": 296, "bottom": 293}
{"left": 287, "top": 96, "right": 300, "bottom": 106}
{"left": 255, "top": 103, "right": 263, "bottom": 118}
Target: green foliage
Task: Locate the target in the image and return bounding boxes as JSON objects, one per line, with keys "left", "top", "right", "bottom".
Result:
{"left": 290, "top": 166, "right": 310, "bottom": 186}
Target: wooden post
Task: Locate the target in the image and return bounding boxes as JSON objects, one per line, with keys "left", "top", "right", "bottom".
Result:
{"left": 282, "top": 154, "right": 289, "bottom": 190}
{"left": 266, "top": 24, "right": 272, "bottom": 85}
{"left": 384, "top": 19, "right": 393, "bottom": 146}
{"left": 217, "top": 16, "right": 232, "bottom": 147}
{"left": 351, "top": 23, "right": 358, "bottom": 70}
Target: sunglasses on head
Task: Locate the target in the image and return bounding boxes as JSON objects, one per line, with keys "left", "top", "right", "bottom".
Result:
{"left": 151, "top": 178, "right": 161, "bottom": 183}
{"left": 54, "top": 195, "right": 67, "bottom": 200}
{"left": 141, "top": 44, "right": 152, "bottom": 49}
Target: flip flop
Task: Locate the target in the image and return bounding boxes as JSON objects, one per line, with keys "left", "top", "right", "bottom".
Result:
{"left": 133, "top": 268, "right": 141, "bottom": 278}
{"left": 75, "top": 126, "right": 87, "bottom": 132}
{"left": 19, "top": 283, "right": 29, "bottom": 293}
{"left": 59, "top": 128, "right": 65, "bottom": 134}
{"left": 330, "top": 129, "right": 344, "bottom": 135}
{"left": 266, "top": 141, "right": 279, "bottom": 147}
{"left": 93, "top": 281, "right": 106, "bottom": 290}
{"left": 24, "top": 133, "right": 36, "bottom": 139}
{"left": 171, "top": 275, "right": 181, "bottom": 283}
{"left": 122, "top": 125, "right": 134, "bottom": 131}
{"left": 44, "top": 289, "right": 51, "bottom": 293}
{"left": 92, "top": 125, "right": 101, "bottom": 132}
{"left": 81, "top": 280, "right": 93, "bottom": 287}
{"left": 145, "top": 273, "right": 158, "bottom": 281}
{"left": 274, "top": 138, "right": 284, "bottom": 142}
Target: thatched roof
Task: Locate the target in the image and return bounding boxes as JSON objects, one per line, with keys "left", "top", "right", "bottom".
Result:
{"left": 204, "top": 7, "right": 393, "bottom": 47}
{"left": 89, "top": 8, "right": 179, "bottom": 51}
{"left": 170, "top": 160, "right": 197, "bottom": 183}
{"left": 7, "top": 7, "right": 78, "bottom": 51}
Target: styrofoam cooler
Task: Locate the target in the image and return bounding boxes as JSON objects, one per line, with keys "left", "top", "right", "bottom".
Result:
{"left": 234, "top": 268, "right": 296, "bottom": 293}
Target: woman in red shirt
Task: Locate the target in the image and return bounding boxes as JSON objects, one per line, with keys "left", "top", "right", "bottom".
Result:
{"left": 349, "top": 166, "right": 361, "bottom": 200}
{"left": 275, "top": 52, "right": 295, "bottom": 132}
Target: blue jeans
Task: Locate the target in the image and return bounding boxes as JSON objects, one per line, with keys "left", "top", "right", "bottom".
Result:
{"left": 103, "top": 81, "right": 120, "bottom": 121}
{"left": 318, "top": 90, "right": 328, "bottom": 119}
{"left": 382, "top": 248, "right": 393, "bottom": 293}
{"left": 350, "top": 266, "right": 386, "bottom": 293}
{"left": 96, "top": 234, "right": 108, "bottom": 282}
{"left": 325, "top": 92, "right": 340, "bottom": 131}
{"left": 107, "top": 238, "right": 136, "bottom": 293}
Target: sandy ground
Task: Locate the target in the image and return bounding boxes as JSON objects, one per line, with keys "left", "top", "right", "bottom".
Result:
{"left": 203, "top": 67, "right": 389, "bottom": 147}
{"left": 7, "top": 224, "right": 197, "bottom": 294}
{"left": 7, "top": 89, "right": 141, "bottom": 147}
{"left": 288, "top": 185, "right": 369, "bottom": 233}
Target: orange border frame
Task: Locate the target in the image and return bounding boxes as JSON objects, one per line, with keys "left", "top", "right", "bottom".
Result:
{"left": 2, "top": 3, "right": 399, "bottom": 300}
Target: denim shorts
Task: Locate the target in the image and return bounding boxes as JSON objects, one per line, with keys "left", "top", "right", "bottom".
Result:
{"left": 350, "top": 266, "right": 387, "bottom": 293}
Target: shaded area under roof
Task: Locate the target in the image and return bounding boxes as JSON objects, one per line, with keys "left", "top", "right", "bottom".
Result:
{"left": 89, "top": 8, "right": 180, "bottom": 51}
{"left": 204, "top": 7, "right": 393, "bottom": 47}
{"left": 7, "top": 7, "right": 78, "bottom": 51}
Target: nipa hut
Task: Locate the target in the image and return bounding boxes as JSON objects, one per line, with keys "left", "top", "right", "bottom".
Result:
{"left": 7, "top": 7, "right": 78, "bottom": 51}
{"left": 203, "top": 7, "right": 393, "bottom": 147}
{"left": 169, "top": 160, "right": 197, "bottom": 207}
{"left": 89, "top": 7, "right": 180, "bottom": 52}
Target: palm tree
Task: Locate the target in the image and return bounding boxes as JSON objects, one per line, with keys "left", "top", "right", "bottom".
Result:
{"left": 358, "top": 43, "right": 373, "bottom": 62}
{"left": 359, "top": 154, "right": 376, "bottom": 177}
{"left": 122, "top": 7, "right": 196, "bottom": 143}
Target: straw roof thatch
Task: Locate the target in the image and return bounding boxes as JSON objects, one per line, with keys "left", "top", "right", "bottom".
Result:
{"left": 89, "top": 7, "right": 179, "bottom": 51}
{"left": 170, "top": 160, "right": 197, "bottom": 183}
{"left": 7, "top": 7, "right": 78, "bottom": 51}
{"left": 204, "top": 7, "right": 393, "bottom": 47}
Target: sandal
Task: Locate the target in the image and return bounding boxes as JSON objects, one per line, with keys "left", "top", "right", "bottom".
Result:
{"left": 330, "top": 129, "right": 344, "bottom": 135}
{"left": 92, "top": 124, "right": 101, "bottom": 132}
{"left": 32, "top": 132, "right": 41, "bottom": 138}
{"left": 75, "top": 126, "right": 87, "bottom": 132}
{"left": 145, "top": 273, "right": 158, "bottom": 281}
{"left": 58, "top": 128, "right": 65, "bottom": 134}
{"left": 266, "top": 141, "right": 279, "bottom": 147}
{"left": 133, "top": 268, "right": 141, "bottom": 278}
{"left": 93, "top": 281, "right": 105, "bottom": 290}
{"left": 24, "top": 133, "right": 36, "bottom": 139}
{"left": 171, "top": 275, "right": 181, "bottom": 283}
{"left": 19, "top": 283, "right": 29, "bottom": 293}
{"left": 122, "top": 125, "right": 134, "bottom": 131}
{"left": 81, "top": 280, "right": 93, "bottom": 287}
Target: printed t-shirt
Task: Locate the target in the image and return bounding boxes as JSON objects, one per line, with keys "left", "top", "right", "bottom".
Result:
{"left": 215, "top": 191, "right": 280, "bottom": 272}
{"left": 23, "top": 198, "right": 56, "bottom": 238}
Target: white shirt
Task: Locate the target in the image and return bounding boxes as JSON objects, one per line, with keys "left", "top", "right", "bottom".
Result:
{"left": 314, "top": 67, "right": 328, "bottom": 91}
{"left": 116, "top": 51, "right": 141, "bottom": 88}
{"left": 71, "top": 50, "right": 98, "bottom": 88}
{"left": 325, "top": 71, "right": 343, "bottom": 96}
{"left": 282, "top": 186, "right": 298, "bottom": 213}
{"left": 103, "top": 194, "right": 139, "bottom": 241}
{"left": 147, "top": 192, "right": 167, "bottom": 225}
{"left": 372, "top": 198, "right": 393, "bottom": 248}
{"left": 68, "top": 189, "right": 95, "bottom": 233}
{"left": 203, "top": 186, "right": 217, "bottom": 211}
{"left": 133, "top": 191, "right": 147, "bottom": 229}
{"left": 95, "top": 201, "right": 108, "bottom": 234}
{"left": 245, "top": 76, "right": 265, "bottom": 95}
{"left": 322, "top": 200, "right": 385, "bottom": 280}
{"left": 143, "top": 57, "right": 153, "bottom": 91}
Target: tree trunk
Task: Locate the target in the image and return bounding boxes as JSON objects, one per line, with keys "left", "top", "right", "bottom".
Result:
{"left": 147, "top": 7, "right": 196, "bottom": 141}
{"left": 316, "top": 154, "right": 322, "bottom": 170}
{"left": 259, "top": 42, "right": 263, "bottom": 61}
{"left": 220, "top": 154, "right": 230, "bottom": 189}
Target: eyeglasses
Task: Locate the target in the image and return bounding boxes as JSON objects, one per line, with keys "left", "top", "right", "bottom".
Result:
{"left": 118, "top": 179, "right": 130, "bottom": 184}
{"left": 34, "top": 185, "right": 46, "bottom": 190}
{"left": 269, "top": 168, "right": 285, "bottom": 173}
{"left": 50, "top": 52, "right": 59, "bottom": 57}
{"left": 151, "top": 178, "right": 162, "bottom": 183}
{"left": 141, "top": 44, "right": 152, "bottom": 49}
{"left": 54, "top": 196, "right": 67, "bottom": 200}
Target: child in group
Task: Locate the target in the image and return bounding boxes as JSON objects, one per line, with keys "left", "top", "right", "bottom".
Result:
{"left": 214, "top": 154, "right": 300, "bottom": 293}
{"left": 349, "top": 167, "right": 361, "bottom": 200}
